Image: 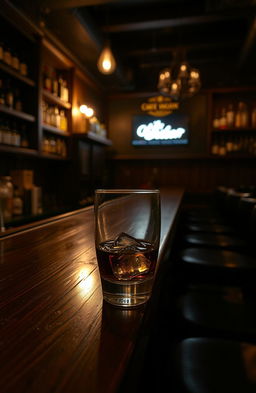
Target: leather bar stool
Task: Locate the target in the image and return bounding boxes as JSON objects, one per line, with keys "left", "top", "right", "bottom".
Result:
{"left": 173, "top": 337, "right": 256, "bottom": 393}
{"left": 183, "top": 233, "right": 247, "bottom": 251}
{"left": 177, "top": 285, "right": 256, "bottom": 342}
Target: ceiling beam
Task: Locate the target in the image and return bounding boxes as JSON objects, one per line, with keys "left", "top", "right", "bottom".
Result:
{"left": 41, "top": 0, "right": 118, "bottom": 12}
{"left": 139, "top": 56, "right": 235, "bottom": 69}
{"left": 125, "top": 40, "right": 242, "bottom": 57}
{"left": 103, "top": 10, "right": 254, "bottom": 33}
{"left": 237, "top": 16, "right": 256, "bottom": 68}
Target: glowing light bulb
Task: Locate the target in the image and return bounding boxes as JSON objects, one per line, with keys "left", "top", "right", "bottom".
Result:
{"left": 97, "top": 44, "right": 116, "bottom": 75}
{"left": 80, "top": 105, "right": 94, "bottom": 118}
{"left": 80, "top": 105, "right": 88, "bottom": 114}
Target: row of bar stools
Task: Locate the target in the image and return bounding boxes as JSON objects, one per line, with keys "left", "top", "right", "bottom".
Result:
{"left": 168, "top": 188, "right": 256, "bottom": 393}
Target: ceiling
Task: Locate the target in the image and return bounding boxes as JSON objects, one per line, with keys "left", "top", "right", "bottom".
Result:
{"left": 10, "top": 0, "right": 256, "bottom": 94}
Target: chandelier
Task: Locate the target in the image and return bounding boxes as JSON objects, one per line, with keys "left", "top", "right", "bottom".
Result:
{"left": 157, "top": 60, "right": 201, "bottom": 101}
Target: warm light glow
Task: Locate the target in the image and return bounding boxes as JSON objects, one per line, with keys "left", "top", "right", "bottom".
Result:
{"left": 171, "top": 82, "right": 178, "bottom": 91}
{"left": 158, "top": 60, "right": 201, "bottom": 100}
{"left": 80, "top": 105, "right": 94, "bottom": 118}
{"left": 190, "top": 69, "right": 200, "bottom": 79}
{"left": 79, "top": 104, "right": 88, "bottom": 114}
{"left": 78, "top": 268, "right": 95, "bottom": 296}
{"left": 85, "top": 107, "right": 94, "bottom": 118}
{"left": 72, "top": 107, "right": 80, "bottom": 116}
{"left": 97, "top": 45, "right": 116, "bottom": 75}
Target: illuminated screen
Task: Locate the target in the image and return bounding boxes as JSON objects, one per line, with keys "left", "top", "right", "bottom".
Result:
{"left": 132, "top": 114, "right": 189, "bottom": 146}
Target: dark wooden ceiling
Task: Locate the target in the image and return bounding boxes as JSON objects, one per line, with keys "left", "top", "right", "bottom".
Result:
{"left": 11, "top": 0, "right": 256, "bottom": 93}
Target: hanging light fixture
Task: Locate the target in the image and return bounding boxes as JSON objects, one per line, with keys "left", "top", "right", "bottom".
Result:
{"left": 157, "top": 56, "right": 201, "bottom": 101}
{"left": 97, "top": 41, "right": 116, "bottom": 75}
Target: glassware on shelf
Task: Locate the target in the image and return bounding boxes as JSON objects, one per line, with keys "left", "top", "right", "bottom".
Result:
{"left": 0, "top": 176, "right": 13, "bottom": 231}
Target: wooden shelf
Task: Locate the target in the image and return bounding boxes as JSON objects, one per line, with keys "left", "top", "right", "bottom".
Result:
{"left": 212, "top": 128, "right": 256, "bottom": 132}
{"left": 0, "top": 61, "right": 35, "bottom": 86}
{"left": 40, "top": 152, "right": 69, "bottom": 161}
{"left": 0, "top": 144, "right": 38, "bottom": 156}
{"left": 43, "top": 90, "right": 71, "bottom": 109}
{"left": 42, "top": 123, "right": 70, "bottom": 137}
{"left": 109, "top": 153, "right": 256, "bottom": 161}
{"left": 73, "top": 131, "right": 112, "bottom": 146}
{"left": 0, "top": 104, "right": 36, "bottom": 121}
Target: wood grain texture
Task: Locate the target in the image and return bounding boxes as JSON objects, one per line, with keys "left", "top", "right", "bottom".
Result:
{"left": 0, "top": 188, "right": 183, "bottom": 393}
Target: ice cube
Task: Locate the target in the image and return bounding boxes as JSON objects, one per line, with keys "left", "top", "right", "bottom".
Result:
{"left": 110, "top": 253, "right": 151, "bottom": 280}
{"left": 113, "top": 232, "right": 142, "bottom": 249}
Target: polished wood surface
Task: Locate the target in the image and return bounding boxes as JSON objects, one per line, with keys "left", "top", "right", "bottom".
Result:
{"left": 0, "top": 188, "right": 183, "bottom": 393}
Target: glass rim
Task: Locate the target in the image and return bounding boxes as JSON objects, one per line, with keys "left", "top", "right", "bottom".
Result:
{"left": 95, "top": 189, "right": 160, "bottom": 194}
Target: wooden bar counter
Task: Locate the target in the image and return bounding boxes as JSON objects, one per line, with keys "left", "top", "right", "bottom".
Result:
{"left": 0, "top": 188, "right": 184, "bottom": 393}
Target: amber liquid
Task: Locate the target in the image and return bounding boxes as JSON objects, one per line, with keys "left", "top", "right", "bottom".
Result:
{"left": 96, "top": 240, "right": 158, "bottom": 307}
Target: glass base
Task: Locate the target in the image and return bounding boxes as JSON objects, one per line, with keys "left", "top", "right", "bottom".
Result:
{"left": 101, "top": 276, "right": 154, "bottom": 307}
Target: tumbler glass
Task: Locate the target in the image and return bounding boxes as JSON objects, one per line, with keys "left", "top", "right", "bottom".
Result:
{"left": 94, "top": 189, "right": 161, "bottom": 307}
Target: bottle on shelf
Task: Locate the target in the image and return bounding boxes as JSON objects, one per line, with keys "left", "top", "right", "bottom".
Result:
{"left": 0, "top": 79, "right": 5, "bottom": 105}
{"left": 11, "top": 51, "right": 20, "bottom": 71}
{"left": 59, "top": 109, "right": 67, "bottom": 131}
{"left": 12, "top": 186, "right": 23, "bottom": 216}
{"left": 58, "top": 74, "right": 65, "bottom": 100}
{"left": 251, "top": 105, "right": 256, "bottom": 128}
{"left": 235, "top": 102, "right": 249, "bottom": 128}
{"left": 62, "top": 79, "right": 69, "bottom": 102}
{"left": 5, "top": 79, "right": 14, "bottom": 108}
{"left": 212, "top": 108, "right": 220, "bottom": 129}
{"left": 20, "top": 57, "right": 28, "bottom": 77}
{"left": 14, "top": 88, "right": 23, "bottom": 112}
{"left": 0, "top": 176, "right": 14, "bottom": 220}
{"left": 219, "top": 107, "right": 227, "bottom": 129}
{"left": 226, "top": 104, "right": 235, "bottom": 128}
{"left": 211, "top": 134, "right": 219, "bottom": 155}
{"left": 52, "top": 71, "right": 58, "bottom": 96}
{"left": 3, "top": 45, "right": 12, "bottom": 66}
{"left": 43, "top": 65, "right": 52, "bottom": 92}
{"left": 20, "top": 123, "right": 29, "bottom": 148}
{"left": 219, "top": 136, "right": 226, "bottom": 156}
{"left": 54, "top": 106, "right": 61, "bottom": 129}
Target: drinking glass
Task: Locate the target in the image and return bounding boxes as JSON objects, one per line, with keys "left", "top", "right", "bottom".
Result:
{"left": 94, "top": 189, "right": 161, "bottom": 307}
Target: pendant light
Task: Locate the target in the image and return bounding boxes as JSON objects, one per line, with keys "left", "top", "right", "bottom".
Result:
{"left": 97, "top": 41, "right": 116, "bottom": 75}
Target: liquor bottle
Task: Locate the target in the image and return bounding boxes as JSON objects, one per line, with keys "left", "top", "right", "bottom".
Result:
{"left": 20, "top": 124, "right": 29, "bottom": 148}
{"left": 219, "top": 107, "right": 227, "bottom": 129}
{"left": 14, "top": 88, "right": 23, "bottom": 111}
{"left": 43, "top": 65, "right": 52, "bottom": 92}
{"left": 0, "top": 79, "right": 5, "bottom": 105}
{"left": 235, "top": 102, "right": 249, "bottom": 128}
{"left": 54, "top": 106, "right": 61, "bottom": 129}
{"left": 226, "top": 135, "right": 234, "bottom": 153}
{"left": 3, "top": 46, "right": 12, "bottom": 66}
{"left": 58, "top": 75, "right": 65, "bottom": 100}
{"left": 212, "top": 109, "right": 220, "bottom": 129}
{"left": 226, "top": 104, "right": 235, "bottom": 128}
{"left": 60, "top": 110, "right": 67, "bottom": 131}
{"left": 211, "top": 135, "right": 219, "bottom": 155}
{"left": 52, "top": 71, "right": 58, "bottom": 96}
{"left": 62, "top": 80, "right": 69, "bottom": 102}
{"left": 219, "top": 136, "right": 226, "bottom": 156}
{"left": 12, "top": 187, "right": 23, "bottom": 216}
{"left": 5, "top": 80, "right": 14, "bottom": 108}
{"left": 251, "top": 106, "right": 256, "bottom": 128}
{"left": 0, "top": 176, "right": 14, "bottom": 220}
{"left": 12, "top": 51, "right": 20, "bottom": 71}
{"left": 20, "top": 58, "right": 28, "bottom": 76}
